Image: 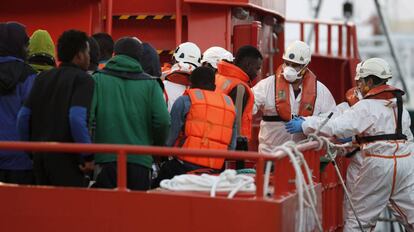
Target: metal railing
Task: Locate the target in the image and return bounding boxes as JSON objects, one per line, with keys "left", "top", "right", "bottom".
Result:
{"left": 0, "top": 141, "right": 321, "bottom": 199}
{"left": 286, "top": 19, "right": 359, "bottom": 59}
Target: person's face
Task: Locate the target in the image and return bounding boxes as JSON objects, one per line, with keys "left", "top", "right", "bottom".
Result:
{"left": 246, "top": 58, "right": 262, "bottom": 80}
{"left": 357, "top": 78, "right": 372, "bottom": 96}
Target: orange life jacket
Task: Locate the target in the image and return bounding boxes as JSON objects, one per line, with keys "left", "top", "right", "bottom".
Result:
{"left": 215, "top": 61, "right": 254, "bottom": 139}
{"left": 345, "top": 87, "right": 360, "bottom": 106}
{"left": 165, "top": 72, "right": 190, "bottom": 86}
{"left": 274, "top": 65, "right": 317, "bottom": 121}
{"left": 161, "top": 63, "right": 172, "bottom": 73}
{"left": 364, "top": 85, "right": 404, "bottom": 100}
{"left": 178, "top": 89, "right": 236, "bottom": 169}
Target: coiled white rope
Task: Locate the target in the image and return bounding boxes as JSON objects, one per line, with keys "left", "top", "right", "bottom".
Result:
{"left": 265, "top": 141, "right": 323, "bottom": 232}
{"left": 160, "top": 169, "right": 256, "bottom": 198}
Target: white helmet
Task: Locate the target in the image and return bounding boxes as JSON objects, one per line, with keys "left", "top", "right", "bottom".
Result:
{"left": 201, "top": 46, "right": 234, "bottom": 68}
{"left": 282, "top": 40, "right": 311, "bottom": 65}
{"left": 173, "top": 42, "right": 201, "bottom": 67}
{"left": 355, "top": 58, "right": 392, "bottom": 80}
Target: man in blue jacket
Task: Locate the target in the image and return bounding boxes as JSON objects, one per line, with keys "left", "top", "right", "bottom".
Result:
{"left": 0, "top": 22, "right": 36, "bottom": 184}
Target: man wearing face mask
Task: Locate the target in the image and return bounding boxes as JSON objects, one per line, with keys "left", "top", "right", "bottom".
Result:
{"left": 285, "top": 58, "right": 414, "bottom": 231}
{"left": 252, "top": 40, "right": 335, "bottom": 153}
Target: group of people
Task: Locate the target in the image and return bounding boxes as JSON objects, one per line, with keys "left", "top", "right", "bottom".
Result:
{"left": 0, "top": 21, "right": 413, "bottom": 230}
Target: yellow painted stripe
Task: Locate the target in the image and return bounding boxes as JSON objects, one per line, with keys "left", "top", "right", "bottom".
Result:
{"left": 136, "top": 15, "right": 147, "bottom": 20}
{"left": 153, "top": 15, "right": 164, "bottom": 20}
{"left": 169, "top": 50, "right": 174, "bottom": 55}
{"left": 170, "top": 15, "right": 176, "bottom": 20}
{"left": 119, "top": 15, "right": 130, "bottom": 20}
{"left": 156, "top": 50, "right": 163, "bottom": 54}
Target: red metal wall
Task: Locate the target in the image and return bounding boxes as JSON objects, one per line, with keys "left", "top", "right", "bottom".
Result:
{"left": 0, "top": 0, "right": 104, "bottom": 41}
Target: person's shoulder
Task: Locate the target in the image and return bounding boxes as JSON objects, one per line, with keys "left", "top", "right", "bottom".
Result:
{"left": 316, "top": 81, "right": 332, "bottom": 93}
{"left": 257, "top": 75, "right": 275, "bottom": 85}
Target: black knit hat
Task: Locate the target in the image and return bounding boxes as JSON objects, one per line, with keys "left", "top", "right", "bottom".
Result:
{"left": 190, "top": 66, "right": 216, "bottom": 90}
{"left": 114, "top": 37, "right": 143, "bottom": 62}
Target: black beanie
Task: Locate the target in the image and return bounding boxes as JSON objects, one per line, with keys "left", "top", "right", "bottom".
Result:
{"left": 190, "top": 66, "right": 216, "bottom": 90}
{"left": 114, "top": 37, "right": 142, "bottom": 62}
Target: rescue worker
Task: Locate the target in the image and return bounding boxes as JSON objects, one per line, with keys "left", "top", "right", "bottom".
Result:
{"left": 163, "top": 42, "right": 201, "bottom": 112}
{"left": 91, "top": 37, "right": 170, "bottom": 190}
{"left": 286, "top": 58, "right": 414, "bottom": 231}
{"left": 341, "top": 84, "right": 413, "bottom": 231}
{"left": 17, "top": 29, "right": 94, "bottom": 187}
{"left": 27, "top": 29, "right": 56, "bottom": 73}
{"left": 92, "top": 32, "right": 114, "bottom": 69}
{"left": 201, "top": 46, "right": 233, "bottom": 70}
{"left": 252, "top": 40, "right": 336, "bottom": 153}
{"left": 154, "top": 66, "right": 236, "bottom": 186}
{"left": 215, "top": 45, "right": 263, "bottom": 150}
{"left": 0, "top": 22, "right": 36, "bottom": 184}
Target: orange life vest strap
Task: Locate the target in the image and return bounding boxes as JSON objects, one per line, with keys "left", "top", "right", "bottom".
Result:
{"left": 275, "top": 66, "right": 317, "bottom": 121}
{"left": 365, "top": 153, "right": 411, "bottom": 159}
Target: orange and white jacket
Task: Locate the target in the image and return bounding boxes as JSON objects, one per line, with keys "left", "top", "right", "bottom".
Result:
{"left": 252, "top": 65, "right": 336, "bottom": 153}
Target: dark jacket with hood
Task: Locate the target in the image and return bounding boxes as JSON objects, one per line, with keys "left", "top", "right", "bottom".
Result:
{"left": 0, "top": 22, "right": 36, "bottom": 170}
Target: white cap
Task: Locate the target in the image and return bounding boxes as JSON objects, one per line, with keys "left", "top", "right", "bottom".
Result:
{"left": 173, "top": 42, "right": 202, "bottom": 67}
{"left": 282, "top": 40, "right": 311, "bottom": 65}
{"left": 201, "top": 46, "right": 234, "bottom": 68}
{"left": 355, "top": 58, "right": 392, "bottom": 80}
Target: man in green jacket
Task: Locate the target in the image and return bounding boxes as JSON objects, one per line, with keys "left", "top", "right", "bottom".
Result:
{"left": 90, "top": 37, "right": 170, "bottom": 190}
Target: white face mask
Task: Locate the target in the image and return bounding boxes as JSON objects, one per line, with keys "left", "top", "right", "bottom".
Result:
{"left": 283, "top": 66, "right": 301, "bottom": 83}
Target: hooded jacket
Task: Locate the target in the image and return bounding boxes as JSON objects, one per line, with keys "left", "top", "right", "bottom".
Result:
{"left": 27, "top": 29, "right": 56, "bottom": 73}
{"left": 91, "top": 55, "right": 170, "bottom": 168}
{"left": 0, "top": 22, "right": 36, "bottom": 170}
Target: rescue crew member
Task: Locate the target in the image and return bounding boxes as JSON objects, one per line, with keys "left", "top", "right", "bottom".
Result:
{"left": 90, "top": 37, "right": 170, "bottom": 190}
{"left": 0, "top": 22, "right": 36, "bottom": 184}
{"left": 215, "top": 45, "right": 262, "bottom": 151}
{"left": 163, "top": 42, "right": 202, "bottom": 112}
{"left": 252, "top": 40, "right": 336, "bottom": 153}
{"left": 337, "top": 82, "right": 413, "bottom": 231}
{"left": 17, "top": 29, "right": 95, "bottom": 187}
{"left": 154, "top": 66, "right": 236, "bottom": 186}
{"left": 27, "top": 29, "right": 56, "bottom": 73}
{"left": 92, "top": 32, "right": 114, "bottom": 69}
{"left": 201, "top": 46, "right": 234, "bottom": 70}
{"left": 286, "top": 58, "right": 414, "bottom": 231}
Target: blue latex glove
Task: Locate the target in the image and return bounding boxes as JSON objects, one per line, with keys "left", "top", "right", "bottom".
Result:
{"left": 285, "top": 116, "right": 305, "bottom": 134}
{"left": 338, "top": 137, "right": 352, "bottom": 143}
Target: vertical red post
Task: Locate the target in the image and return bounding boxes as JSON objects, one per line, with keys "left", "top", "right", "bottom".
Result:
{"left": 314, "top": 23, "right": 319, "bottom": 54}
{"left": 105, "top": 0, "right": 113, "bottom": 35}
{"left": 346, "top": 25, "right": 351, "bottom": 58}
{"left": 175, "top": 0, "right": 182, "bottom": 46}
{"left": 300, "top": 22, "right": 304, "bottom": 42}
{"left": 117, "top": 150, "right": 127, "bottom": 191}
{"left": 352, "top": 26, "right": 359, "bottom": 59}
{"left": 256, "top": 157, "right": 264, "bottom": 198}
{"left": 338, "top": 25, "right": 343, "bottom": 57}
{"left": 327, "top": 24, "right": 332, "bottom": 55}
